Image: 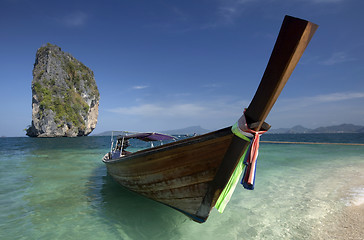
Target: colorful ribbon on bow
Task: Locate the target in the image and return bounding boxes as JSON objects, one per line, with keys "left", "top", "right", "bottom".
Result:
{"left": 215, "top": 111, "right": 267, "bottom": 212}
{"left": 240, "top": 125, "right": 266, "bottom": 190}
{"left": 234, "top": 112, "right": 267, "bottom": 190}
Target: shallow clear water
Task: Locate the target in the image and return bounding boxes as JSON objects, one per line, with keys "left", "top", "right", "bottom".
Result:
{"left": 1, "top": 134, "right": 363, "bottom": 239}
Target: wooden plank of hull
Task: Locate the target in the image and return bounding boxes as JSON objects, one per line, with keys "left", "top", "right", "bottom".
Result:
{"left": 103, "top": 127, "right": 244, "bottom": 221}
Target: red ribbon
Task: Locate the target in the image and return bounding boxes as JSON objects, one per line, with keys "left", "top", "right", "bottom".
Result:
{"left": 237, "top": 112, "right": 267, "bottom": 189}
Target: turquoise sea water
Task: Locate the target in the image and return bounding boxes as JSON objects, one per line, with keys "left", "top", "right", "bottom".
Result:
{"left": 1, "top": 134, "right": 363, "bottom": 240}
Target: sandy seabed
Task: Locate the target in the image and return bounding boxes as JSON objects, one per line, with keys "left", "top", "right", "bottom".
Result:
{"left": 316, "top": 203, "right": 364, "bottom": 240}
{"left": 315, "top": 183, "right": 364, "bottom": 240}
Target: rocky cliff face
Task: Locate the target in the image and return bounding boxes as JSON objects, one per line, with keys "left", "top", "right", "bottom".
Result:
{"left": 26, "top": 43, "right": 100, "bottom": 137}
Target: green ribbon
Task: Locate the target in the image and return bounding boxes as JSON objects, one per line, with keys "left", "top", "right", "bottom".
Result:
{"left": 214, "top": 124, "right": 251, "bottom": 213}
{"left": 231, "top": 122, "right": 251, "bottom": 142}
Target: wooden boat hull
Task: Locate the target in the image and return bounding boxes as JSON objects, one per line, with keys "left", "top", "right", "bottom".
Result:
{"left": 102, "top": 127, "right": 248, "bottom": 222}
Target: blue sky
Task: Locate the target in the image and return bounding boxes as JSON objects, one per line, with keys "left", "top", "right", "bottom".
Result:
{"left": 0, "top": 0, "right": 363, "bottom": 136}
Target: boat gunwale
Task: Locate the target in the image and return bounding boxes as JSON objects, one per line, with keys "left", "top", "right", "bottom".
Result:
{"left": 103, "top": 126, "right": 232, "bottom": 164}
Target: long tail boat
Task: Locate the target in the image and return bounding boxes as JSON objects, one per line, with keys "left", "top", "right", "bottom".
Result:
{"left": 102, "top": 15, "right": 318, "bottom": 223}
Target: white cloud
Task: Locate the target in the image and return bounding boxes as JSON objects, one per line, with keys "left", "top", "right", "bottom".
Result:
{"left": 171, "top": 6, "right": 189, "bottom": 21}
{"left": 320, "top": 52, "right": 356, "bottom": 66}
{"left": 108, "top": 103, "right": 206, "bottom": 117}
{"left": 62, "top": 11, "right": 88, "bottom": 27}
{"left": 266, "top": 92, "right": 364, "bottom": 128}
{"left": 106, "top": 97, "right": 250, "bottom": 130}
{"left": 218, "top": 6, "right": 239, "bottom": 23}
{"left": 203, "top": 0, "right": 253, "bottom": 28}
{"left": 109, "top": 104, "right": 164, "bottom": 116}
{"left": 311, "top": 92, "right": 364, "bottom": 102}
{"left": 132, "top": 85, "right": 149, "bottom": 90}
{"left": 274, "top": 92, "right": 364, "bottom": 113}
{"left": 105, "top": 92, "right": 364, "bottom": 131}
{"left": 219, "top": 0, "right": 250, "bottom": 21}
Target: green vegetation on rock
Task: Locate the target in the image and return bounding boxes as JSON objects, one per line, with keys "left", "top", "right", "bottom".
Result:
{"left": 27, "top": 43, "right": 99, "bottom": 137}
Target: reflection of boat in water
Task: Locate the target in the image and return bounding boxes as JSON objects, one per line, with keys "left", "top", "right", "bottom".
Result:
{"left": 102, "top": 15, "right": 318, "bottom": 223}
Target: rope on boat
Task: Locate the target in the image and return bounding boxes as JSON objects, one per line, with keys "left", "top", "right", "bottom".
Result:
{"left": 260, "top": 141, "right": 364, "bottom": 146}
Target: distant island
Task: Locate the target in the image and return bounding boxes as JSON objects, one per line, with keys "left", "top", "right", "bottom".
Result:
{"left": 92, "top": 124, "right": 364, "bottom": 136}
{"left": 268, "top": 124, "right": 364, "bottom": 134}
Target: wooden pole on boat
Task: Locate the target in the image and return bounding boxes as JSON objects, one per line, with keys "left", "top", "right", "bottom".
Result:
{"left": 197, "top": 15, "right": 318, "bottom": 221}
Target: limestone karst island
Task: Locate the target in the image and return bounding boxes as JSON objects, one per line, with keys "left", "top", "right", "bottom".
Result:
{"left": 26, "top": 43, "right": 100, "bottom": 137}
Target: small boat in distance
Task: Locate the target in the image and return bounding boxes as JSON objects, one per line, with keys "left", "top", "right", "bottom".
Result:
{"left": 102, "top": 15, "right": 318, "bottom": 223}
